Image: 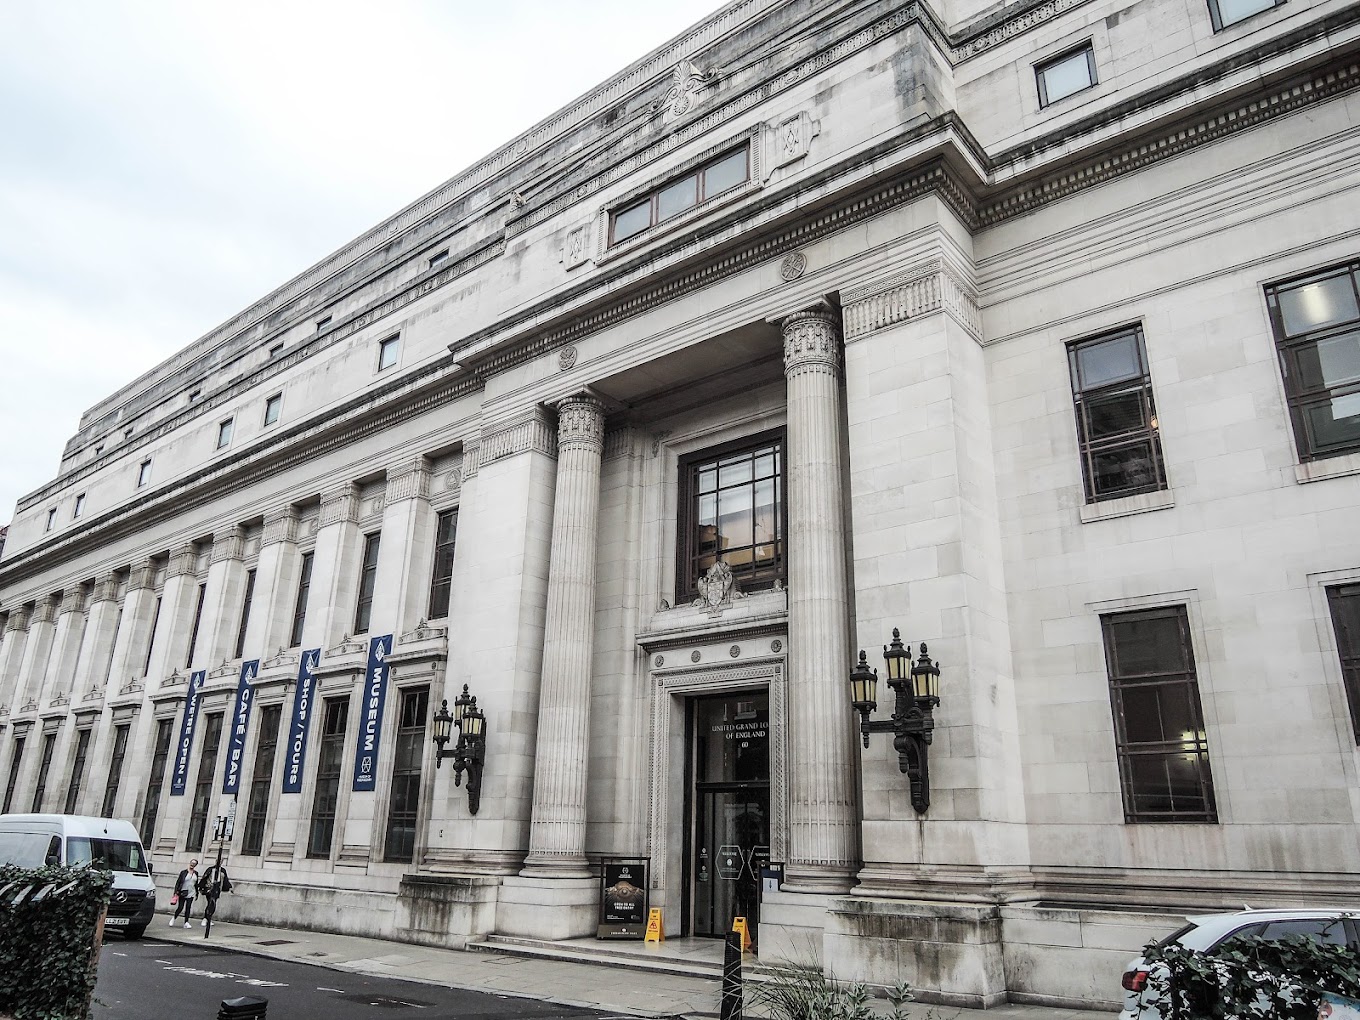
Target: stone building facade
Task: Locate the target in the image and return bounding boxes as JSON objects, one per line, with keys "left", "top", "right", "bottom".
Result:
{"left": 2, "top": 0, "right": 1360, "bottom": 1008}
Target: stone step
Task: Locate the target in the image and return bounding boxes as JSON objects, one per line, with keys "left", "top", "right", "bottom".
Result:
{"left": 467, "top": 934, "right": 726, "bottom": 979}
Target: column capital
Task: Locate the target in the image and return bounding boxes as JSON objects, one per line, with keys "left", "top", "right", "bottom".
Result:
{"left": 166, "top": 543, "right": 199, "bottom": 578}
{"left": 384, "top": 457, "right": 432, "bottom": 506}
{"left": 460, "top": 442, "right": 480, "bottom": 483}
{"left": 261, "top": 506, "right": 299, "bottom": 547}
{"left": 4, "top": 605, "right": 31, "bottom": 633}
{"left": 210, "top": 529, "right": 244, "bottom": 565}
{"left": 774, "top": 300, "right": 843, "bottom": 378}
{"left": 126, "top": 559, "right": 158, "bottom": 592}
{"left": 30, "top": 597, "right": 59, "bottom": 627}
{"left": 318, "top": 483, "right": 360, "bottom": 528}
{"left": 91, "top": 572, "right": 121, "bottom": 604}
{"left": 555, "top": 395, "right": 606, "bottom": 454}
{"left": 58, "top": 587, "right": 88, "bottom": 617}
{"left": 480, "top": 407, "right": 557, "bottom": 466}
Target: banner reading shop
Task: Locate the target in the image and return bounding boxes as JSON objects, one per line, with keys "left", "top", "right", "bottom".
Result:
{"left": 221, "top": 659, "right": 260, "bottom": 794}
{"left": 281, "top": 648, "right": 321, "bottom": 794}
{"left": 169, "top": 670, "right": 207, "bottom": 796}
{"left": 352, "top": 634, "right": 393, "bottom": 792}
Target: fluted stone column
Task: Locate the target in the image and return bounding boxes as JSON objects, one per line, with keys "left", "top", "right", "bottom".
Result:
{"left": 106, "top": 561, "right": 160, "bottom": 690}
{"left": 246, "top": 507, "right": 299, "bottom": 656}
{"left": 303, "top": 484, "right": 362, "bottom": 651}
{"left": 778, "top": 303, "right": 859, "bottom": 893}
{"left": 69, "top": 575, "right": 121, "bottom": 699}
{"left": 39, "top": 588, "right": 89, "bottom": 706}
{"left": 522, "top": 395, "right": 606, "bottom": 878}
{"left": 369, "top": 458, "right": 434, "bottom": 639}
{"left": 148, "top": 544, "right": 201, "bottom": 683}
{"left": 13, "top": 597, "right": 59, "bottom": 711}
{"left": 200, "top": 530, "right": 247, "bottom": 667}
{"left": 0, "top": 608, "right": 31, "bottom": 712}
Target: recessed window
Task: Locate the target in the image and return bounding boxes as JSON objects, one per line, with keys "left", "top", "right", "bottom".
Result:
{"left": 188, "top": 389, "right": 201, "bottom": 403}
{"left": 1208, "top": 0, "right": 1282, "bottom": 30}
{"left": 1265, "top": 260, "right": 1360, "bottom": 461}
{"left": 93, "top": 445, "right": 104, "bottom": 457}
{"left": 263, "top": 393, "right": 282, "bottom": 426}
{"left": 677, "top": 432, "right": 784, "bottom": 602}
{"left": 1036, "top": 44, "right": 1098, "bottom": 107}
{"left": 316, "top": 315, "right": 332, "bottom": 330}
{"left": 1326, "top": 584, "right": 1360, "bottom": 743}
{"left": 428, "top": 249, "right": 449, "bottom": 269}
{"left": 1068, "top": 325, "right": 1168, "bottom": 502}
{"left": 377, "top": 335, "right": 401, "bottom": 372}
{"left": 217, "top": 418, "right": 234, "bottom": 450}
{"left": 45, "top": 508, "right": 56, "bottom": 532}
{"left": 268, "top": 342, "right": 284, "bottom": 359}
{"left": 73, "top": 493, "right": 86, "bottom": 519}
{"left": 1101, "top": 606, "right": 1217, "bottom": 823}
{"left": 353, "top": 532, "right": 382, "bottom": 633}
{"left": 137, "top": 459, "right": 152, "bottom": 487}
{"left": 610, "top": 146, "right": 750, "bottom": 245}
{"left": 123, "top": 427, "right": 133, "bottom": 440}
{"left": 427, "top": 508, "right": 459, "bottom": 619}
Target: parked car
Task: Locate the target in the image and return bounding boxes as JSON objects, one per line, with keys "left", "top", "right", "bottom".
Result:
{"left": 0, "top": 814, "right": 156, "bottom": 939}
{"left": 1121, "top": 908, "right": 1360, "bottom": 1020}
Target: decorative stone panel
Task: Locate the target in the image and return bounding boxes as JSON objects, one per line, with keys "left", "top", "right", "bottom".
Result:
{"left": 842, "top": 260, "right": 982, "bottom": 342}
{"left": 480, "top": 408, "right": 557, "bottom": 465}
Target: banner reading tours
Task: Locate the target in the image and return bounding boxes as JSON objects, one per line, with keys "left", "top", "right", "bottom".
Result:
{"left": 352, "top": 634, "right": 393, "bottom": 792}
{"left": 281, "top": 648, "right": 321, "bottom": 794}
{"left": 169, "top": 670, "right": 207, "bottom": 796}
{"left": 222, "top": 659, "right": 260, "bottom": 794}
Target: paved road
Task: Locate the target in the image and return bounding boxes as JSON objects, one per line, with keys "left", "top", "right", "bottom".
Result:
{"left": 93, "top": 938, "right": 643, "bottom": 1020}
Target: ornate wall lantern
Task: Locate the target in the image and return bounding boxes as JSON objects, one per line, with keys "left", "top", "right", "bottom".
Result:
{"left": 432, "top": 683, "right": 487, "bottom": 815}
{"left": 848, "top": 628, "right": 942, "bottom": 813}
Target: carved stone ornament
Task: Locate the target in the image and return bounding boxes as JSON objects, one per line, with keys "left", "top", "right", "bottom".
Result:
{"left": 556, "top": 394, "right": 605, "bottom": 453}
{"left": 780, "top": 252, "right": 806, "bottom": 281}
{"left": 654, "top": 655, "right": 665, "bottom": 668}
{"left": 561, "top": 225, "right": 592, "bottom": 270}
{"left": 692, "top": 559, "right": 746, "bottom": 616}
{"left": 657, "top": 58, "right": 714, "bottom": 121}
{"left": 729, "top": 645, "right": 741, "bottom": 658}
{"left": 691, "top": 650, "right": 701, "bottom": 663}
{"left": 558, "top": 346, "right": 579, "bottom": 371}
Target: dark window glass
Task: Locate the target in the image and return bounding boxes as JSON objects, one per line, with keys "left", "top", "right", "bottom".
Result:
{"left": 290, "top": 552, "right": 314, "bottom": 648}
{"left": 427, "top": 510, "right": 459, "bottom": 619}
{"left": 241, "top": 705, "right": 282, "bottom": 856}
{"left": 186, "top": 713, "right": 224, "bottom": 853}
{"left": 1069, "top": 326, "right": 1168, "bottom": 502}
{"left": 678, "top": 433, "right": 784, "bottom": 601}
{"left": 1102, "top": 606, "right": 1217, "bottom": 823}
{"left": 100, "top": 724, "right": 130, "bottom": 818}
{"left": 234, "top": 568, "right": 257, "bottom": 659}
{"left": 383, "top": 687, "right": 429, "bottom": 863}
{"left": 143, "top": 595, "right": 162, "bottom": 677}
{"left": 1208, "top": 0, "right": 1281, "bottom": 31}
{"left": 1266, "top": 262, "right": 1360, "bottom": 461}
{"left": 609, "top": 146, "right": 750, "bottom": 245}
{"left": 64, "top": 728, "right": 93, "bottom": 814}
{"left": 2, "top": 737, "right": 25, "bottom": 813}
{"left": 31, "top": 733, "right": 57, "bottom": 812}
{"left": 307, "top": 698, "right": 349, "bottom": 859}
{"left": 140, "top": 719, "right": 174, "bottom": 846}
{"left": 1257, "top": 918, "right": 1350, "bottom": 946}
{"left": 1327, "top": 583, "right": 1360, "bottom": 743}
{"left": 186, "top": 582, "right": 207, "bottom": 668}
{"left": 353, "top": 534, "right": 381, "bottom": 634}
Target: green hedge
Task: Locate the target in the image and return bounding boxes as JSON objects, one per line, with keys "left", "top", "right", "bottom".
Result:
{"left": 0, "top": 864, "right": 112, "bottom": 1020}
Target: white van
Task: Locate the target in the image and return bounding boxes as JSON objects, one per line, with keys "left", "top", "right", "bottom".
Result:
{"left": 0, "top": 814, "right": 157, "bottom": 938}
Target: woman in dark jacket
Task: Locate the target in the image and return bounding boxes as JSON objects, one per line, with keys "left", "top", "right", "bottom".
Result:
{"left": 169, "top": 858, "right": 199, "bottom": 927}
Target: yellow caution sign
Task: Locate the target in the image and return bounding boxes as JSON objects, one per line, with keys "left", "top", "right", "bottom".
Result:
{"left": 732, "top": 916, "right": 751, "bottom": 952}
{"left": 645, "top": 907, "right": 664, "bottom": 943}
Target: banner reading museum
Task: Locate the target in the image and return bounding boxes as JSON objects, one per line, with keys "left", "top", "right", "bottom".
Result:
{"left": 352, "top": 635, "right": 393, "bottom": 792}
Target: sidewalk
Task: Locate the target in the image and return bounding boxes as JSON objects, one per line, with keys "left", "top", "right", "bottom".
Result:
{"left": 147, "top": 916, "right": 1105, "bottom": 1019}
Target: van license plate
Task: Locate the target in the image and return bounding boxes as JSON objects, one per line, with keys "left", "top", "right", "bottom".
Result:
{"left": 104, "top": 917, "right": 129, "bottom": 926}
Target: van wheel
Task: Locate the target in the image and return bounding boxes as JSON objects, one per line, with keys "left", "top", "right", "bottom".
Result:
{"left": 124, "top": 926, "right": 146, "bottom": 940}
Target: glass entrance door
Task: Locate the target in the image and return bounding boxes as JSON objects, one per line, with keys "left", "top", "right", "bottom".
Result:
{"left": 691, "top": 692, "right": 770, "bottom": 940}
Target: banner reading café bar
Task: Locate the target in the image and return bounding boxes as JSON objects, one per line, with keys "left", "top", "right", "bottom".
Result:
{"left": 352, "top": 634, "right": 393, "bottom": 792}
{"left": 222, "top": 659, "right": 259, "bottom": 794}
{"left": 282, "top": 649, "right": 321, "bottom": 794}
{"left": 169, "top": 670, "right": 207, "bottom": 796}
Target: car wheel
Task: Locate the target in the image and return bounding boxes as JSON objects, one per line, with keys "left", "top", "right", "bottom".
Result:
{"left": 124, "top": 926, "right": 146, "bottom": 940}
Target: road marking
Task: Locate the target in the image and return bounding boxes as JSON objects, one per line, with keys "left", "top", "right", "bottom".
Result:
{"left": 156, "top": 963, "right": 288, "bottom": 987}
{"left": 317, "top": 987, "right": 344, "bottom": 992}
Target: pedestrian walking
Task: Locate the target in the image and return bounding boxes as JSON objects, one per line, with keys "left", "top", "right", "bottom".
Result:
{"left": 197, "top": 860, "right": 232, "bottom": 928}
{"left": 168, "top": 859, "right": 199, "bottom": 928}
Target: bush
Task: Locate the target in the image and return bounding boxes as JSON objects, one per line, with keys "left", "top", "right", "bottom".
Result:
{"left": 1143, "top": 929, "right": 1360, "bottom": 1020}
{"left": 0, "top": 864, "right": 112, "bottom": 1020}
{"left": 747, "top": 961, "right": 936, "bottom": 1020}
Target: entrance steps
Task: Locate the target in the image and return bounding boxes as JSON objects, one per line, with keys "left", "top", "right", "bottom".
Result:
{"left": 467, "top": 933, "right": 726, "bottom": 979}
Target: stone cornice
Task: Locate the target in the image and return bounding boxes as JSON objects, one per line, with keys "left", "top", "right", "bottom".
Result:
{"left": 842, "top": 258, "right": 982, "bottom": 341}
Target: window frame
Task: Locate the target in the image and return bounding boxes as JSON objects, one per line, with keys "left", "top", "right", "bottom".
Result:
{"left": 216, "top": 418, "right": 234, "bottom": 450}
{"left": 2, "top": 737, "right": 26, "bottom": 814}
{"left": 290, "top": 551, "right": 315, "bottom": 648}
{"left": 137, "top": 459, "right": 152, "bottom": 487}
{"left": 427, "top": 509, "right": 459, "bottom": 620}
{"left": 1208, "top": 0, "right": 1284, "bottom": 30}
{"left": 353, "top": 532, "right": 381, "bottom": 634}
{"left": 234, "top": 568, "right": 257, "bottom": 660}
{"left": 377, "top": 334, "right": 401, "bottom": 372}
{"left": 675, "top": 429, "right": 787, "bottom": 604}
{"left": 307, "top": 697, "right": 349, "bottom": 859}
{"left": 31, "top": 732, "right": 58, "bottom": 813}
{"left": 382, "top": 686, "right": 429, "bottom": 863}
{"left": 609, "top": 145, "right": 752, "bottom": 247}
{"left": 65, "top": 727, "right": 93, "bottom": 815}
{"left": 139, "top": 718, "right": 174, "bottom": 846}
{"left": 241, "top": 704, "right": 282, "bottom": 856}
{"left": 1035, "top": 42, "right": 1098, "bottom": 108}
{"left": 428, "top": 249, "right": 449, "bottom": 269}
{"left": 45, "top": 508, "right": 56, "bottom": 532}
{"left": 73, "top": 493, "right": 86, "bottom": 519}
{"left": 1326, "top": 583, "right": 1360, "bottom": 744}
{"left": 268, "top": 342, "right": 284, "bottom": 359}
{"left": 100, "top": 723, "right": 130, "bottom": 818}
{"left": 186, "top": 712, "right": 224, "bottom": 852}
{"left": 263, "top": 393, "right": 282, "bottom": 427}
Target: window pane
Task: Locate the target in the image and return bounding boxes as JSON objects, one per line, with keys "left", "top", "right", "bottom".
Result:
{"left": 1039, "top": 48, "right": 1095, "bottom": 105}
{"left": 702, "top": 149, "right": 748, "bottom": 199}
{"left": 1108, "top": 614, "right": 1188, "bottom": 676}
{"left": 1214, "top": 0, "right": 1279, "bottom": 27}
{"left": 1257, "top": 919, "right": 1350, "bottom": 945}
{"left": 1277, "top": 272, "right": 1360, "bottom": 337}
{"left": 1084, "top": 389, "right": 1149, "bottom": 440}
{"left": 1303, "top": 393, "right": 1360, "bottom": 451}
{"left": 613, "top": 200, "right": 651, "bottom": 242}
{"left": 698, "top": 468, "right": 717, "bottom": 493}
{"left": 718, "top": 487, "right": 753, "bottom": 550}
{"left": 1119, "top": 683, "right": 1203, "bottom": 744}
{"left": 1076, "top": 333, "right": 1142, "bottom": 389}
{"left": 719, "top": 457, "right": 753, "bottom": 487}
{"left": 1293, "top": 330, "right": 1360, "bottom": 391}
{"left": 657, "top": 175, "right": 698, "bottom": 221}
{"left": 1090, "top": 442, "right": 1162, "bottom": 497}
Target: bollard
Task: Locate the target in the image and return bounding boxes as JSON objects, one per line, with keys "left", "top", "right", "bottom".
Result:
{"left": 218, "top": 995, "right": 268, "bottom": 1020}
{"left": 720, "top": 929, "right": 743, "bottom": 1020}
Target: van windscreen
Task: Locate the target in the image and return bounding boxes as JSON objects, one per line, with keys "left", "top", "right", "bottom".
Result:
{"left": 67, "top": 837, "right": 146, "bottom": 874}
{"left": 0, "top": 831, "right": 57, "bottom": 868}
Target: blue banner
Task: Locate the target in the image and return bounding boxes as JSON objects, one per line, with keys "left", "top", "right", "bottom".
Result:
{"left": 169, "top": 670, "right": 207, "bottom": 796}
{"left": 281, "top": 649, "right": 320, "bottom": 794}
{"left": 352, "top": 634, "right": 393, "bottom": 792}
{"left": 221, "top": 659, "right": 259, "bottom": 794}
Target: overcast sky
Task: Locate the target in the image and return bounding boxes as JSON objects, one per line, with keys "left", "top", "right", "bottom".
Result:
{"left": 0, "top": 0, "right": 721, "bottom": 524}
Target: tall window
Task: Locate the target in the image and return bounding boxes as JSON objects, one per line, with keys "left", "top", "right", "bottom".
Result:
{"left": 137, "top": 460, "right": 152, "bottom": 487}
{"left": 377, "top": 335, "right": 400, "bottom": 371}
{"left": 307, "top": 698, "right": 349, "bottom": 859}
{"left": 186, "top": 713, "right": 224, "bottom": 852}
{"left": 140, "top": 719, "right": 174, "bottom": 845}
{"left": 290, "top": 552, "right": 314, "bottom": 648}
{"left": 1101, "top": 606, "right": 1217, "bottom": 823}
{"left": 427, "top": 510, "right": 459, "bottom": 619}
{"left": 384, "top": 687, "right": 429, "bottom": 863}
{"left": 45, "top": 508, "right": 56, "bottom": 532}
{"left": 64, "top": 728, "right": 93, "bottom": 814}
{"left": 241, "top": 705, "right": 282, "bottom": 856}
{"left": 101, "top": 724, "right": 130, "bottom": 818}
{"left": 186, "top": 582, "right": 207, "bottom": 668}
{"left": 678, "top": 434, "right": 784, "bottom": 601}
{"left": 73, "top": 493, "right": 86, "bottom": 518}
{"left": 31, "top": 732, "right": 57, "bottom": 812}
{"left": 2, "top": 738, "right": 25, "bottom": 813}
{"left": 263, "top": 393, "right": 282, "bottom": 426}
{"left": 143, "top": 595, "right": 162, "bottom": 677}
{"left": 353, "top": 533, "right": 381, "bottom": 634}
{"left": 216, "top": 419, "right": 234, "bottom": 449}
{"left": 234, "top": 568, "right": 257, "bottom": 659}
{"left": 1327, "top": 584, "right": 1360, "bottom": 743}
{"left": 611, "top": 146, "right": 749, "bottom": 245}
{"left": 1265, "top": 261, "right": 1360, "bottom": 461}
{"left": 1068, "top": 326, "right": 1167, "bottom": 502}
